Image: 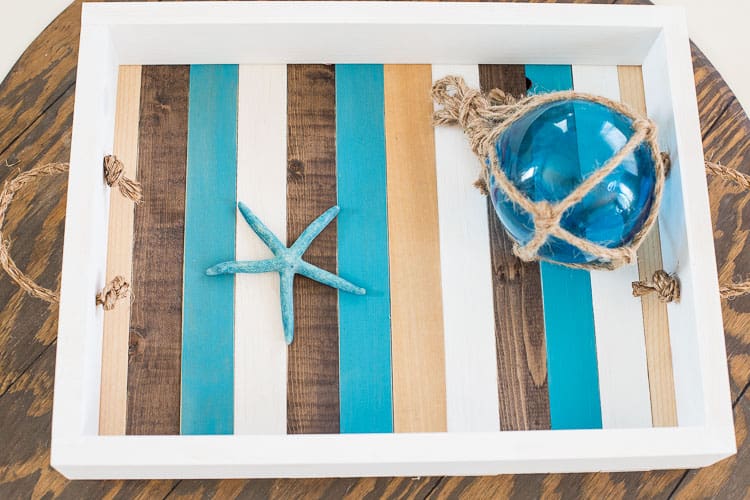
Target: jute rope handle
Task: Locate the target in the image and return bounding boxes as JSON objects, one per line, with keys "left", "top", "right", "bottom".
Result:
{"left": 633, "top": 160, "right": 750, "bottom": 302}
{"left": 0, "top": 155, "right": 141, "bottom": 307}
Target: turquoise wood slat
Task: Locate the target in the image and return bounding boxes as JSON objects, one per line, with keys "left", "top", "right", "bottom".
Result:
{"left": 525, "top": 65, "right": 602, "bottom": 430}
{"left": 181, "top": 64, "right": 238, "bottom": 435}
{"left": 336, "top": 64, "right": 394, "bottom": 433}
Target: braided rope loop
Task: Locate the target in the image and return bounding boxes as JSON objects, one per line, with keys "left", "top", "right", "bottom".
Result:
{"left": 0, "top": 159, "right": 137, "bottom": 307}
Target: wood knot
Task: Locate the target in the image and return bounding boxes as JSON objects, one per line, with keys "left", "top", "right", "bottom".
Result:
{"left": 287, "top": 159, "right": 305, "bottom": 182}
{"left": 96, "top": 276, "right": 131, "bottom": 310}
{"left": 104, "top": 155, "right": 143, "bottom": 203}
{"left": 632, "top": 270, "right": 680, "bottom": 303}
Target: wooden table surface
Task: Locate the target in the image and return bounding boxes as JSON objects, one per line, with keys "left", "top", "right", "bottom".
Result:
{"left": 0, "top": 1, "right": 747, "bottom": 498}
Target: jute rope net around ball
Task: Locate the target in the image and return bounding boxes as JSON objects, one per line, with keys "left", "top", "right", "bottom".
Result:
{"left": 432, "top": 75, "right": 669, "bottom": 271}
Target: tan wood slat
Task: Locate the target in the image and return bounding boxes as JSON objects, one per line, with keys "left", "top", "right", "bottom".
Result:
{"left": 618, "top": 64, "right": 678, "bottom": 427}
{"left": 98, "top": 65, "right": 142, "bottom": 435}
{"left": 384, "top": 64, "right": 447, "bottom": 433}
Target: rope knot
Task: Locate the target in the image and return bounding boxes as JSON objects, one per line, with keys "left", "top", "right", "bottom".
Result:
{"left": 487, "top": 88, "right": 518, "bottom": 106}
{"left": 473, "top": 175, "right": 489, "bottom": 196}
{"left": 104, "top": 155, "right": 142, "bottom": 203}
{"left": 632, "top": 270, "right": 680, "bottom": 303}
{"left": 96, "top": 275, "right": 131, "bottom": 310}
{"left": 532, "top": 201, "right": 562, "bottom": 235}
{"left": 432, "top": 76, "right": 487, "bottom": 127}
{"left": 633, "top": 118, "right": 657, "bottom": 143}
{"left": 660, "top": 152, "right": 672, "bottom": 177}
{"left": 512, "top": 201, "right": 562, "bottom": 262}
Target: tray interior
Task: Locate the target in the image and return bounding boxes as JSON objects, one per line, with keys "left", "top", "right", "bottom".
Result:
{"left": 98, "top": 62, "right": 686, "bottom": 437}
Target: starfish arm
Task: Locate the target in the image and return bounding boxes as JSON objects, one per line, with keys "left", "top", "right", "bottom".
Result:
{"left": 291, "top": 205, "right": 340, "bottom": 257}
{"left": 238, "top": 201, "right": 286, "bottom": 254}
{"left": 206, "top": 258, "right": 281, "bottom": 276}
{"left": 280, "top": 270, "right": 295, "bottom": 344}
{"left": 298, "top": 261, "right": 366, "bottom": 295}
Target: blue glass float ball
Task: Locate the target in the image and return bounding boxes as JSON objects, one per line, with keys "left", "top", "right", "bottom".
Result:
{"left": 488, "top": 99, "right": 657, "bottom": 265}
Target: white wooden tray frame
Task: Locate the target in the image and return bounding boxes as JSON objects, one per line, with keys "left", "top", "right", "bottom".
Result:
{"left": 52, "top": 1, "right": 735, "bottom": 479}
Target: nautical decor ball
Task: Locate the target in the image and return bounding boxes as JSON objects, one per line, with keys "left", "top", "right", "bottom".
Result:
{"left": 488, "top": 99, "right": 656, "bottom": 265}
{"left": 432, "top": 76, "right": 668, "bottom": 270}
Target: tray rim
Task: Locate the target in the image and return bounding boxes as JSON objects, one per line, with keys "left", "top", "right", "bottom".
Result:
{"left": 52, "top": 0, "right": 734, "bottom": 479}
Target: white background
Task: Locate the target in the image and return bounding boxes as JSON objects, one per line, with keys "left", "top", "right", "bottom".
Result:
{"left": 0, "top": 0, "right": 749, "bottom": 113}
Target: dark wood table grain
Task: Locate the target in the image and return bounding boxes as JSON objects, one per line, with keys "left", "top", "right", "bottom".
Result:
{"left": 0, "top": 1, "right": 747, "bottom": 498}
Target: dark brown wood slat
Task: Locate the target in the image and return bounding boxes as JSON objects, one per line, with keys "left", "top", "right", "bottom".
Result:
{"left": 286, "top": 64, "right": 340, "bottom": 434}
{"left": 478, "top": 64, "right": 551, "bottom": 431}
{"left": 126, "top": 65, "right": 190, "bottom": 435}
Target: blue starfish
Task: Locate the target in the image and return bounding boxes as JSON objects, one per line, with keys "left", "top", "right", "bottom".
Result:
{"left": 206, "top": 202, "right": 366, "bottom": 344}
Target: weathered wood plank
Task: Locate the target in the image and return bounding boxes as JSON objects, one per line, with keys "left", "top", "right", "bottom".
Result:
{"left": 673, "top": 389, "right": 749, "bottom": 499}
{"left": 0, "top": 87, "right": 72, "bottom": 397}
{"left": 99, "top": 65, "right": 141, "bottom": 436}
{"left": 479, "top": 64, "right": 550, "bottom": 431}
{"left": 286, "top": 64, "right": 340, "bottom": 434}
{"left": 127, "top": 65, "right": 189, "bottom": 435}
{"left": 384, "top": 64, "right": 446, "bottom": 433}
{"left": 0, "top": 345, "right": 179, "bottom": 499}
{"left": 165, "top": 475, "right": 441, "bottom": 499}
{"left": 0, "top": 2, "right": 80, "bottom": 156}
{"left": 618, "top": 65, "right": 678, "bottom": 427}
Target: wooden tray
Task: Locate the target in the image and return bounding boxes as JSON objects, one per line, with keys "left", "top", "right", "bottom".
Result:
{"left": 51, "top": 1, "right": 734, "bottom": 479}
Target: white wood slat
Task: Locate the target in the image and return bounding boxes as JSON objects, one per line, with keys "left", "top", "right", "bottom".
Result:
{"left": 432, "top": 65, "right": 500, "bottom": 432}
{"left": 571, "top": 65, "right": 652, "bottom": 429}
{"left": 235, "top": 64, "right": 288, "bottom": 434}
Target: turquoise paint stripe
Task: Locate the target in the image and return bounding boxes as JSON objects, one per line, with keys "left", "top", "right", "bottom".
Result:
{"left": 181, "top": 64, "right": 238, "bottom": 435}
{"left": 525, "top": 65, "right": 602, "bottom": 430}
{"left": 336, "top": 64, "right": 393, "bottom": 433}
